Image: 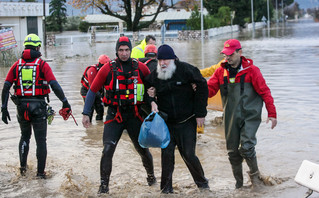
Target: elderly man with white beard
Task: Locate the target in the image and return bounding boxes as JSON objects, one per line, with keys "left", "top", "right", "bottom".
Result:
{"left": 144, "top": 44, "right": 209, "bottom": 194}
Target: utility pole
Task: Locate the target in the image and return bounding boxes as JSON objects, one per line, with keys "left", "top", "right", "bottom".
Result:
{"left": 267, "top": 0, "right": 270, "bottom": 29}
{"left": 281, "top": 0, "right": 284, "bottom": 22}
{"left": 43, "top": 0, "right": 47, "bottom": 57}
{"left": 200, "top": 0, "right": 204, "bottom": 68}
{"left": 251, "top": 0, "right": 255, "bottom": 35}
{"left": 276, "top": 0, "right": 278, "bottom": 23}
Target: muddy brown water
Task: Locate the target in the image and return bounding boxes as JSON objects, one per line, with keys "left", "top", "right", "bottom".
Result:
{"left": 1, "top": 19, "right": 319, "bottom": 197}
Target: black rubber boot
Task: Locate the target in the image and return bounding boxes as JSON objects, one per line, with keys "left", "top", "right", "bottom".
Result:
{"left": 147, "top": 174, "right": 157, "bottom": 186}
{"left": 20, "top": 167, "right": 26, "bottom": 176}
{"left": 232, "top": 164, "right": 243, "bottom": 189}
{"left": 95, "top": 114, "right": 103, "bottom": 121}
{"left": 246, "top": 157, "right": 259, "bottom": 174}
{"left": 36, "top": 172, "right": 46, "bottom": 179}
{"left": 98, "top": 179, "right": 109, "bottom": 194}
{"left": 246, "top": 157, "right": 263, "bottom": 188}
{"left": 161, "top": 186, "right": 174, "bottom": 194}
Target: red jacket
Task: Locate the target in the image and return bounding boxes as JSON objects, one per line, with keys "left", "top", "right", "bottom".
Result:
{"left": 207, "top": 56, "right": 276, "bottom": 118}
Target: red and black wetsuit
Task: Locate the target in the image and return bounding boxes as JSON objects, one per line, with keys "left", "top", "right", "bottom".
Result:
{"left": 82, "top": 57, "right": 154, "bottom": 187}
{"left": 1, "top": 48, "right": 69, "bottom": 175}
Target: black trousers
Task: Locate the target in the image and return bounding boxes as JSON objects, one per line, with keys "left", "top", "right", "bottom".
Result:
{"left": 100, "top": 106, "right": 154, "bottom": 184}
{"left": 161, "top": 117, "right": 208, "bottom": 190}
{"left": 16, "top": 99, "right": 47, "bottom": 174}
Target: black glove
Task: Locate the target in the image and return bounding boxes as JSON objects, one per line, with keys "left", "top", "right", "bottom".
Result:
{"left": 62, "top": 100, "right": 71, "bottom": 113}
{"left": 1, "top": 107, "right": 11, "bottom": 124}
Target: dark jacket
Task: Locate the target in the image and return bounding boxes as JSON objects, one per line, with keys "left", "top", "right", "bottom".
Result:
{"left": 145, "top": 59, "right": 208, "bottom": 123}
{"left": 139, "top": 58, "right": 158, "bottom": 73}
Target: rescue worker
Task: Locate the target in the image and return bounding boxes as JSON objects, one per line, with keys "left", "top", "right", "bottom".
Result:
{"left": 81, "top": 36, "right": 156, "bottom": 194}
{"left": 131, "top": 35, "right": 156, "bottom": 59}
{"left": 197, "top": 59, "right": 225, "bottom": 134}
{"left": 1, "top": 33, "right": 71, "bottom": 179}
{"left": 80, "top": 54, "right": 110, "bottom": 121}
{"left": 145, "top": 44, "right": 210, "bottom": 193}
{"left": 207, "top": 39, "right": 277, "bottom": 189}
{"left": 139, "top": 44, "right": 158, "bottom": 72}
{"left": 200, "top": 59, "right": 224, "bottom": 78}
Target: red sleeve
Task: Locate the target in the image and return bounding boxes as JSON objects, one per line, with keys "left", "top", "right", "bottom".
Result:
{"left": 251, "top": 66, "right": 277, "bottom": 118}
{"left": 90, "top": 62, "right": 111, "bottom": 93}
{"left": 207, "top": 67, "right": 223, "bottom": 97}
{"left": 5, "top": 61, "right": 18, "bottom": 83}
{"left": 87, "top": 67, "right": 98, "bottom": 85}
{"left": 138, "top": 62, "right": 150, "bottom": 77}
{"left": 42, "top": 61, "right": 56, "bottom": 83}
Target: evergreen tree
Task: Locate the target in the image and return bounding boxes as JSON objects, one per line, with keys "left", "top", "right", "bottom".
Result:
{"left": 48, "top": 0, "right": 67, "bottom": 32}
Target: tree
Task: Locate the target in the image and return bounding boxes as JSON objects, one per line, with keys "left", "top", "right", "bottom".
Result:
{"left": 48, "top": 0, "right": 67, "bottom": 32}
{"left": 186, "top": 6, "right": 201, "bottom": 30}
{"left": 216, "top": 6, "right": 231, "bottom": 26}
{"left": 271, "top": 0, "right": 294, "bottom": 9}
{"left": 204, "top": 0, "right": 249, "bottom": 27}
{"left": 204, "top": 0, "right": 276, "bottom": 27}
{"left": 71, "top": 0, "right": 177, "bottom": 32}
{"left": 186, "top": 5, "right": 231, "bottom": 30}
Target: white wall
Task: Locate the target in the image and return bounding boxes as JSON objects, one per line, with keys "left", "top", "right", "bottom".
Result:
{"left": 0, "top": 2, "right": 48, "bottom": 47}
{"left": 0, "top": 16, "right": 44, "bottom": 46}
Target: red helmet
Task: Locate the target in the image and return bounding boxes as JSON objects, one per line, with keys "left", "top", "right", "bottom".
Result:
{"left": 98, "top": 54, "right": 110, "bottom": 64}
{"left": 144, "top": 44, "right": 157, "bottom": 56}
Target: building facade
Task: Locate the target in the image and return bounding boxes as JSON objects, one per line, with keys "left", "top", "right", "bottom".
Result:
{"left": 0, "top": 2, "right": 49, "bottom": 47}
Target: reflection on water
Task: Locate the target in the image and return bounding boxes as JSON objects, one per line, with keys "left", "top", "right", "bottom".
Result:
{"left": 1, "top": 19, "right": 319, "bottom": 197}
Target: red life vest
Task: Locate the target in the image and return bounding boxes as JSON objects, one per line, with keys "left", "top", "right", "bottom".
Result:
{"left": 103, "top": 59, "right": 145, "bottom": 106}
{"left": 81, "top": 64, "right": 99, "bottom": 89}
{"left": 144, "top": 59, "right": 152, "bottom": 65}
{"left": 13, "top": 58, "right": 50, "bottom": 96}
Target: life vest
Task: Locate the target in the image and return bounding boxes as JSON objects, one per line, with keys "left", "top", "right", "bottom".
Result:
{"left": 103, "top": 59, "right": 145, "bottom": 124}
{"left": 81, "top": 64, "right": 99, "bottom": 89}
{"left": 13, "top": 58, "right": 50, "bottom": 96}
{"left": 144, "top": 59, "right": 152, "bottom": 65}
{"left": 103, "top": 59, "right": 145, "bottom": 106}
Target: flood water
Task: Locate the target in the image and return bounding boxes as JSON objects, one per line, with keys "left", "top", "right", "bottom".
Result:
{"left": 1, "top": 19, "right": 319, "bottom": 198}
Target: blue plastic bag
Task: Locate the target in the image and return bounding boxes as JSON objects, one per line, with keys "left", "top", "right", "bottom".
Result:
{"left": 138, "top": 112, "right": 170, "bottom": 148}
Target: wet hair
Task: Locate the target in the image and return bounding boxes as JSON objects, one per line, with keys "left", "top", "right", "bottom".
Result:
{"left": 145, "top": 35, "right": 156, "bottom": 43}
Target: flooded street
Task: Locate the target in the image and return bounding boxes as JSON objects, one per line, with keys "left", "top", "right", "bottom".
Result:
{"left": 1, "top": 19, "right": 319, "bottom": 197}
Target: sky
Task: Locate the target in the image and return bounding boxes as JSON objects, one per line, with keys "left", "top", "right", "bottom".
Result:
{"left": 1, "top": 0, "right": 318, "bottom": 16}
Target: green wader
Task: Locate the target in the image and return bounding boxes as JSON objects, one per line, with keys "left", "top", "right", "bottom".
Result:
{"left": 220, "top": 73, "right": 263, "bottom": 188}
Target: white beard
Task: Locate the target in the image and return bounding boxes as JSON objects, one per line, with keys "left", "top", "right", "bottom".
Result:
{"left": 157, "top": 61, "right": 176, "bottom": 80}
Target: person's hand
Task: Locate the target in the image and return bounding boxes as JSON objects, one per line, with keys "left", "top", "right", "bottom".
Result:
{"left": 266, "top": 117, "right": 277, "bottom": 129}
{"left": 196, "top": 117, "right": 205, "bottom": 128}
{"left": 1, "top": 107, "right": 11, "bottom": 124}
{"left": 151, "top": 101, "right": 159, "bottom": 113}
{"left": 147, "top": 87, "right": 156, "bottom": 97}
{"left": 82, "top": 115, "right": 91, "bottom": 128}
{"left": 62, "top": 100, "right": 71, "bottom": 113}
